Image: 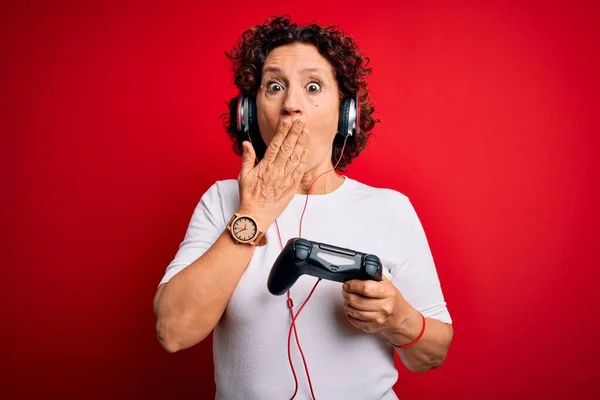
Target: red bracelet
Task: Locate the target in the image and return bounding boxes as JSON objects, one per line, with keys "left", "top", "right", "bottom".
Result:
{"left": 392, "top": 312, "right": 426, "bottom": 349}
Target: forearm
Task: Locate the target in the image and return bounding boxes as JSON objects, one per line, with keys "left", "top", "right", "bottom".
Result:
{"left": 385, "top": 304, "right": 453, "bottom": 373}
{"left": 154, "top": 229, "right": 255, "bottom": 352}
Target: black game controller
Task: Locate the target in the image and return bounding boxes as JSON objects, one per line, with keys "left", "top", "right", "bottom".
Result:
{"left": 267, "top": 238, "right": 382, "bottom": 295}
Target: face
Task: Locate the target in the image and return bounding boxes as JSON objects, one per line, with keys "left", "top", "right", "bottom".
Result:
{"left": 256, "top": 43, "right": 340, "bottom": 169}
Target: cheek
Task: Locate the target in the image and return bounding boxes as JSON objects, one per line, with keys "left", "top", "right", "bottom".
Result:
{"left": 310, "top": 95, "right": 339, "bottom": 131}
{"left": 256, "top": 100, "right": 279, "bottom": 144}
{"left": 311, "top": 105, "right": 339, "bottom": 140}
{"left": 256, "top": 113, "right": 273, "bottom": 144}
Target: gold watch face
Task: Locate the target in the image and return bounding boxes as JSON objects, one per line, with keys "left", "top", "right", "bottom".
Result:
{"left": 232, "top": 216, "right": 257, "bottom": 242}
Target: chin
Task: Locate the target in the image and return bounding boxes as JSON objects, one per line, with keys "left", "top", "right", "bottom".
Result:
{"left": 307, "top": 156, "right": 330, "bottom": 172}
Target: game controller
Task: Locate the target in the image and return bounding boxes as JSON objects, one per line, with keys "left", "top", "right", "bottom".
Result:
{"left": 267, "top": 238, "right": 383, "bottom": 295}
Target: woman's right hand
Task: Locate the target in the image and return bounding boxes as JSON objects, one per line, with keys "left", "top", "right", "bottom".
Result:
{"left": 237, "top": 118, "right": 311, "bottom": 231}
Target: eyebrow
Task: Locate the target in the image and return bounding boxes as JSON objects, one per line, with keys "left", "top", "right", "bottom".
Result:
{"left": 262, "top": 66, "right": 326, "bottom": 75}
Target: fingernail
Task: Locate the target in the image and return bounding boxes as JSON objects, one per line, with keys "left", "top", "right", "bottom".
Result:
{"left": 303, "top": 129, "right": 309, "bottom": 135}
{"left": 297, "top": 120, "right": 305, "bottom": 127}
{"left": 282, "top": 120, "right": 291, "bottom": 128}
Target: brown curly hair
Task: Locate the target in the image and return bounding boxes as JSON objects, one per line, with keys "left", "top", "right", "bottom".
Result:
{"left": 221, "top": 15, "right": 379, "bottom": 171}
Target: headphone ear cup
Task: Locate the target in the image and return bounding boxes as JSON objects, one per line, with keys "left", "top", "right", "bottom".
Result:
{"left": 236, "top": 94, "right": 257, "bottom": 139}
{"left": 338, "top": 98, "right": 352, "bottom": 138}
{"left": 355, "top": 93, "right": 360, "bottom": 136}
{"left": 247, "top": 96, "right": 256, "bottom": 138}
{"left": 236, "top": 95, "right": 244, "bottom": 133}
{"left": 246, "top": 96, "right": 268, "bottom": 160}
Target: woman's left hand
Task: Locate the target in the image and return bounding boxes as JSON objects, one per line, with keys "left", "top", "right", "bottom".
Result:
{"left": 342, "top": 275, "right": 409, "bottom": 336}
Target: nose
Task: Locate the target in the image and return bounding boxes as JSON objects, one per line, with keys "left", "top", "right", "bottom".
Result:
{"left": 281, "top": 85, "right": 303, "bottom": 119}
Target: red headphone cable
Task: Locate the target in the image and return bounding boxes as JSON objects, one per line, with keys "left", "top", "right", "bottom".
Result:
{"left": 274, "top": 137, "right": 349, "bottom": 400}
{"left": 243, "top": 109, "right": 351, "bottom": 399}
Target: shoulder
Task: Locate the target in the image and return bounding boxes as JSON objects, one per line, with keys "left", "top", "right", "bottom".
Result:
{"left": 348, "top": 177, "right": 413, "bottom": 216}
{"left": 194, "top": 179, "right": 240, "bottom": 222}
{"left": 190, "top": 179, "right": 240, "bottom": 219}
{"left": 199, "top": 179, "right": 239, "bottom": 202}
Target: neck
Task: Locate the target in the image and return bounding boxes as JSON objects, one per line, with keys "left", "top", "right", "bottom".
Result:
{"left": 297, "top": 159, "right": 344, "bottom": 195}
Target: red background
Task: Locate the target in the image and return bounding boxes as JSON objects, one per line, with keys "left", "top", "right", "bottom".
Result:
{"left": 2, "top": 0, "right": 599, "bottom": 398}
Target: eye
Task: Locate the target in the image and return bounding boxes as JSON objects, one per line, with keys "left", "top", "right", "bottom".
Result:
{"left": 267, "top": 82, "right": 284, "bottom": 92}
{"left": 306, "top": 82, "right": 321, "bottom": 93}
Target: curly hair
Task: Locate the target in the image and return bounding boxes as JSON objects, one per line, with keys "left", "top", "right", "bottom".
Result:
{"left": 221, "top": 15, "right": 379, "bottom": 171}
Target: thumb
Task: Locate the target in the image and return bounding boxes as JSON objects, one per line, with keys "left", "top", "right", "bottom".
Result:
{"left": 240, "top": 141, "right": 256, "bottom": 178}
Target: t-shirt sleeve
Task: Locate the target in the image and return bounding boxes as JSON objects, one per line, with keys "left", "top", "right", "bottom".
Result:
{"left": 391, "top": 196, "right": 452, "bottom": 324}
{"left": 158, "top": 181, "right": 227, "bottom": 286}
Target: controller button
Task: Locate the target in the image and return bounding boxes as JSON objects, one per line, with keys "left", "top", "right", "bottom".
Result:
{"left": 296, "top": 238, "right": 311, "bottom": 247}
{"left": 365, "top": 254, "right": 379, "bottom": 263}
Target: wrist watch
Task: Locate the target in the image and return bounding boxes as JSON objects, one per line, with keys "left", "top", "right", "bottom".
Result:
{"left": 226, "top": 213, "right": 266, "bottom": 246}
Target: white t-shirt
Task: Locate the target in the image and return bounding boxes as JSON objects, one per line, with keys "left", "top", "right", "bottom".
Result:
{"left": 159, "top": 175, "right": 452, "bottom": 400}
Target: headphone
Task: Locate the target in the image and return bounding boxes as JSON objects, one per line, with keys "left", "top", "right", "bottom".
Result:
{"left": 236, "top": 92, "right": 360, "bottom": 142}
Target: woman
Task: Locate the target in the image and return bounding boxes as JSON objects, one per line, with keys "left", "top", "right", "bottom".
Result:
{"left": 154, "top": 15, "right": 453, "bottom": 400}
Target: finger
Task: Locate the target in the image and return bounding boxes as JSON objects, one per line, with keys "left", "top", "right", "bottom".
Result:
{"left": 291, "top": 148, "right": 310, "bottom": 182}
{"left": 273, "top": 119, "right": 305, "bottom": 167}
{"left": 345, "top": 313, "right": 367, "bottom": 330}
{"left": 343, "top": 280, "right": 386, "bottom": 299}
{"left": 284, "top": 127, "right": 309, "bottom": 174}
{"left": 344, "top": 304, "right": 377, "bottom": 322}
{"left": 262, "top": 119, "right": 292, "bottom": 163}
{"left": 239, "top": 141, "right": 256, "bottom": 178}
{"left": 342, "top": 291, "right": 383, "bottom": 312}
{"left": 344, "top": 309, "right": 379, "bottom": 333}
